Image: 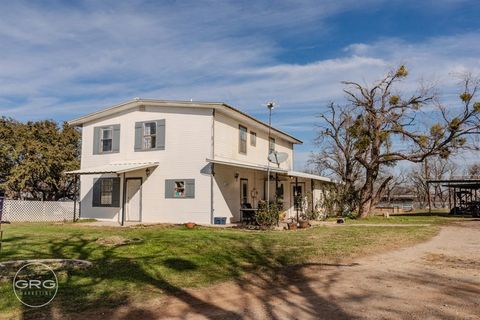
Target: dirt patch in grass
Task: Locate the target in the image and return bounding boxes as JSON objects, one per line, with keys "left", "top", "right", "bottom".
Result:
{"left": 0, "top": 259, "right": 92, "bottom": 281}
{"left": 95, "top": 236, "right": 142, "bottom": 246}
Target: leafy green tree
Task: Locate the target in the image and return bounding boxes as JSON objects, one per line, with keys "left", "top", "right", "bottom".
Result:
{"left": 0, "top": 117, "right": 19, "bottom": 188}
{"left": 0, "top": 118, "right": 80, "bottom": 200}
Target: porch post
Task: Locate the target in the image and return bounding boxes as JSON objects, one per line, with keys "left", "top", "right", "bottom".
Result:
{"left": 453, "top": 187, "right": 457, "bottom": 213}
{"left": 310, "top": 179, "right": 314, "bottom": 211}
{"left": 427, "top": 181, "right": 432, "bottom": 214}
{"left": 295, "top": 176, "right": 299, "bottom": 224}
{"left": 121, "top": 172, "right": 126, "bottom": 226}
{"left": 73, "top": 174, "right": 78, "bottom": 222}
{"left": 275, "top": 173, "right": 278, "bottom": 201}
{"left": 448, "top": 186, "right": 452, "bottom": 212}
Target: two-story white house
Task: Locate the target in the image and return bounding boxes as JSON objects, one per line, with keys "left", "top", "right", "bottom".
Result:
{"left": 67, "top": 99, "right": 333, "bottom": 225}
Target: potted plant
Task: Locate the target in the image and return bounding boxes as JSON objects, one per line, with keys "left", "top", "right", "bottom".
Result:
{"left": 298, "top": 220, "right": 310, "bottom": 229}
{"left": 185, "top": 222, "right": 195, "bottom": 229}
{"left": 287, "top": 218, "right": 297, "bottom": 230}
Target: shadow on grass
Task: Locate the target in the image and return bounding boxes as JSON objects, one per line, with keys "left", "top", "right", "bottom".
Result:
{"left": 13, "top": 232, "right": 357, "bottom": 320}
{"left": 8, "top": 224, "right": 479, "bottom": 319}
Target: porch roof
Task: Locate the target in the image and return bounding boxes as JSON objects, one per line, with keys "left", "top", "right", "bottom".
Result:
{"left": 206, "top": 158, "right": 335, "bottom": 183}
{"left": 206, "top": 158, "right": 287, "bottom": 173}
{"left": 65, "top": 162, "right": 159, "bottom": 175}
{"left": 287, "top": 170, "right": 334, "bottom": 183}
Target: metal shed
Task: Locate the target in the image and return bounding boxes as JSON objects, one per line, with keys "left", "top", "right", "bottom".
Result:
{"left": 427, "top": 178, "right": 480, "bottom": 217}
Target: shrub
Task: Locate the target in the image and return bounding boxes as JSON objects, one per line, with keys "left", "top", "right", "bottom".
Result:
{"left": 255, "top": 202, "right": 280, "bottom": 228}
{"left": 302, "top": 209, "right": 320, "bottom": 221}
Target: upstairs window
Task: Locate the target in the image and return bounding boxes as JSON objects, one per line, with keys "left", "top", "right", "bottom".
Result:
{"left": 269, "top": 137, "right": 275, "bottom": 154}
{"left": 93, "top": 124, "right": 120, "bottom": 155}
{"left": 134, "top": 120, "right": 165, "bottom": 151}
{"left": 101, "top": 128, "right": 113, "bottom": 153}
{"left": 250, "top": 132, "right": 256, "bottom": 146}
{"left": 143, "top": 122, "right": 157, "bottom": 150}
{"left": 239, "top": 125, "right": 247, "bottom": 154}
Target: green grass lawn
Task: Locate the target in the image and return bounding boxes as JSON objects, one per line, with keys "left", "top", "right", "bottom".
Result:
{"left": 327, "top": 211, "right": 458, "bottom": 225}
{"left": 0, "top": 215, "right": 456, "bottom": 318}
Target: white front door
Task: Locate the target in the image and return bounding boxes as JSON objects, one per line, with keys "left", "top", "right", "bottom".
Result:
{"left": 126, "top": 178, "right": 142, "bottom": 222}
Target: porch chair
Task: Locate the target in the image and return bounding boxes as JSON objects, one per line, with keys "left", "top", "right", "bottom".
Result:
{"left": 240, "top": 203, "right": 256, "bottom": 225}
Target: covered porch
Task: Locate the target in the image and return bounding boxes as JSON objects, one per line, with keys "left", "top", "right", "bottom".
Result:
{"left": 66, "top": 162, "right": 159, "bottom": 225}
{"left": 208, "top": 158, "right": 333, "bottom": 224}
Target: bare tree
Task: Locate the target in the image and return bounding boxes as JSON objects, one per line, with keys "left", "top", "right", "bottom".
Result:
{"left": 317, "top": 66, "right": 480, "bottom": 217}
{"left": 310, "top": 103, "right": 362, "bottom": 215}
{"left": 381, "top": 169, "right": 408, "bottom": 203}
{"left": 467, "top": 162, "right": 480, "bottom": 177}
{"left": 408, "top": 156, "right": 457, "bottom": 208}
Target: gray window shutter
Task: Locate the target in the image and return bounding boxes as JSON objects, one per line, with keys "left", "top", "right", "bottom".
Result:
{"left": 93, "top": 127, "right": 101, "bottom": 155}
{"left": 185, "top": 179, "right": 195, "bottom": 198}
{"left": 92, "top": 178, "right": 101, "bottom": 206}
{"left": 134, "top": 122, "right": 143, "bottom": 151}
{"left": 156, "top": 119, "right": 165, "bottom": 150}
{"left": 112, "top": 124, "right": 121, "bottom": 153}
{"left": 112, "top": 177, "right": 120, "bottom": 207}
{"left": 165, "top": 179, "right": 175, "bottom": 198}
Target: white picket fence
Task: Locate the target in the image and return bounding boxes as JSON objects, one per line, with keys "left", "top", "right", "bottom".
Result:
{"left": 1, "top": 200, "right": 76, "bottom": 222}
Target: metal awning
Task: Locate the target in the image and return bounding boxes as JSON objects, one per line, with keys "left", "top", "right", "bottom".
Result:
{"left": 207, "top": 158, "right": 334, "bottom": 182}
{"left": 207, "top": 158, "right": 287, "bottom": 173}
{"left": 428, "top": 178, "right": 480, "bottom": 190}
{"left": 287, "top": 170, "right": 334, "bottom": 183}
{"left": 65, "top": 162, "right": 159, "bottom": 175}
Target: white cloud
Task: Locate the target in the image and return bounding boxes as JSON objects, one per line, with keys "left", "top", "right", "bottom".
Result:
{"left": 0, "top": 1, "right": 479, "bottom": 169}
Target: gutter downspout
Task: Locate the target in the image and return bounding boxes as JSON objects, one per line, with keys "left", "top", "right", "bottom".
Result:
{"left": 210, "top": 108, "right": 215, "bottom": 224}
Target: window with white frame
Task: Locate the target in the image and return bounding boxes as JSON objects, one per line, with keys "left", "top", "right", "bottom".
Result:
{"left": 101, "top": 128, "right": 113, "bottom": 152}
{"left": 100, "top": 179, "right": 113, "bottom": 205}
{"left": 143, "top": 122, "right": 157, "bottom": 149}
{"left": 239, "top": 125, "right": 247, "bottom": 154}
{"left": 250, "top": 131, "right": 256, "bottom": 146}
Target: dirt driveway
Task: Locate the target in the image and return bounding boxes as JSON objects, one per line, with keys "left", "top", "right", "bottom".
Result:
{"left": 97, "top": 220, "right": 480, "bottom": 319}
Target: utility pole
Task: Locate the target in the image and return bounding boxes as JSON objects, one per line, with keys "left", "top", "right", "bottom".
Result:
{"left": 266, "top": 102, "right": 274, "bottom": 211}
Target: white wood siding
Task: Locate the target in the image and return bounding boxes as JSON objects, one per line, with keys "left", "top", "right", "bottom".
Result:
{"left": 213, "top": 111, "right": 294, "bottom": 171}
{"left": 79, "top": 105, "right": 213, "bottom": 224}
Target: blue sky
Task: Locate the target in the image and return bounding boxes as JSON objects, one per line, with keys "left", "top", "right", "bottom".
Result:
{"left": 1, "top": 0, "right": 479, "bottom": 169}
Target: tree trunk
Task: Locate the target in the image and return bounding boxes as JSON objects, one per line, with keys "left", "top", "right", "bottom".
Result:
{"left": 359, "top": 198, "right": 372, "bottom": 218}
{"left": 358, "top": 172, "right": 375, "bottom": 218}
{"left": 358, "top": 173, "right": 392, "bottom": 218}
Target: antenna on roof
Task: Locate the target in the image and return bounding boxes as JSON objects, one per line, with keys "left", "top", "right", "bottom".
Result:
{"left": 265, "top": 99, "right": 278, "bottom": 212}
{"left": 263, "top": 101, "right": 278, "bottom": 109}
